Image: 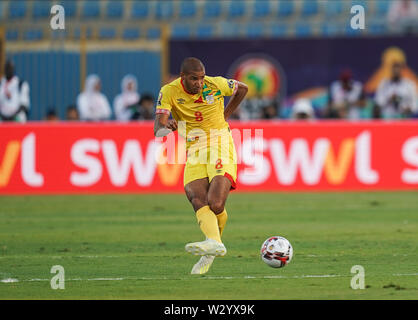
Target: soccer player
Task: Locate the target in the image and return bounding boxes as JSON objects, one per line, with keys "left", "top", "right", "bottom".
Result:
{"left": 154, "top": 57, "right": 248, "bottom": 274}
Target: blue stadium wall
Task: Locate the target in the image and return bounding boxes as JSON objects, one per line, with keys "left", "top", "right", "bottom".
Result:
{"left": 8, "top": 50, "right": 161, "bottom": 120}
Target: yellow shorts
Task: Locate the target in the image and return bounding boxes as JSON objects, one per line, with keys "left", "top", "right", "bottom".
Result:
{"left": 183, "top": 132, "right": 237, "bottom": 189}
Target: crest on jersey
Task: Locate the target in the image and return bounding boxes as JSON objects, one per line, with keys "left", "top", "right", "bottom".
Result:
{"left": 206, "top": 94, "right": 214, "bottom": 104}
{"left": 228, "top": 79, "right": 235, "bottom": 89}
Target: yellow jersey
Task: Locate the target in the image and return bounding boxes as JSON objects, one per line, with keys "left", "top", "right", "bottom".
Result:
{"left": 156, "top": 76, "right": 238, "bottom": 149}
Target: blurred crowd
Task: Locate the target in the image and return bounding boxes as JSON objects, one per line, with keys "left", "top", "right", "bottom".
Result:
{"left": 230, "top": 60, "right": 417, "bottom": 121}
{"left": 0, "top": 60, "right": 156, "bottom": 123}
{"left": 0, "top": 59, "right": 417, "bottom": 123}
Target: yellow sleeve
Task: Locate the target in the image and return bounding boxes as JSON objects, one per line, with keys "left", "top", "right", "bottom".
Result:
{"left": 155, "top": 85, "right": 172, "bottom": 115}
{"left": 212, "top": 76, "right": 238, "bottom": 97}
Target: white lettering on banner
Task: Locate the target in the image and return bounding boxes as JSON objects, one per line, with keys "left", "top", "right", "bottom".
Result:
{"left": 239, "top": 137, "right": 271, "bottom": 185}
{"left": 269, "top": 138, "right": 330, "bottom": 185}
{"left": 401, "top": 136, "right": 418, "bottom": 184}
{"left": 70, "top": 139, "right": 158, "bottom": 187}
{"left": 355, "top": 131, "right": 379, "bottom": 184}
{"left": 21, "top": 133, "right": 44, "bottom": 187}
{"left": 102, "top": 140, "right": 158, "bottom": 187}
{"left": 70, "top": 139, "right": 102, "bottom": 187}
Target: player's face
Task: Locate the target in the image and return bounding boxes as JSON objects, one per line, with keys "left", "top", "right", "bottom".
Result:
{"left": 182, "top": 70, "right": 205, "bottom": 95}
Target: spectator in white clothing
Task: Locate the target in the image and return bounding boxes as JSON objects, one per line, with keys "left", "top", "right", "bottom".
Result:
{"left": 375, "top": 62, "right": 418, "bottom": 118}
{"left": 326, "top": 69, "right": 366, "bottom": 119}
{"left": 0, "top": 60, "right": 30, "bottom": 122}
{"left": 77, "top": 74, "right": 111, "bottom": 121}
{"left": 113, "top": 74, "right": 141, "bottom": 121}
{"left": 387, "top": 0, "right": 418, "bottom": 34}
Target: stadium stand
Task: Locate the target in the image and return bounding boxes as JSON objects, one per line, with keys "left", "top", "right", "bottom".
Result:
{"left": 203, "top": 0, "right": 222, "bottom": 19}
{"left": 227, "top": 1, "right": 247, "bottom": 19}
{"left": 0, "top": 0, "right": 416, "bottom": 41}
{"left": 253, "top": 1, "right": 271, "bottom": 19}
{"left": 301, "top": 0, "right": 319, "bottom": 17}
{"left": 32, "top": 0, "right": 52, "bottom": 20}
{"left": 131, "top": 0, "right": 150, "bottom": 19}
{"left": 171, "top": 24, "right": 191, "bottom": 39}
{"left": 122, "top": 27, "right": 140, "bottom": 40}
{"left": 277, "top": 0, "right": 295, "bottom": 17}
{"left": 106, "top": 0, "right": 124, "bottom": 19}
{"left": 8, "top": 0, "right": 27, "bottom": 19}
{"left": 58, "top": 0, "right": 77, "bottom": 18}
{"left": 196, "top": 24, "right": 215, "bottom": 39}
{"left": 81, "top": 0, "right": 101, "bottom": 19}
{"left": 155, "top": 1, "right": 174, "bottom": 20}
{"left": 178, "top": 0, "right": 197, "bottom": 19}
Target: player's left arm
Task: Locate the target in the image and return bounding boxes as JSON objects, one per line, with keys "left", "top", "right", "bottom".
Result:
{"left": 224, "top": 81, "right": 248, "bottom": 120}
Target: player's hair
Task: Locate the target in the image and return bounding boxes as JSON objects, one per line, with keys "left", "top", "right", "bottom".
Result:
{"left": 180, "top": 57, "right": 205, "bottom": 75}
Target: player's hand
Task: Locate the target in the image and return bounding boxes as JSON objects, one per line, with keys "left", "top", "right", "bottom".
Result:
{"left": 166, "top": 119, "right": 178, "bottom": 131}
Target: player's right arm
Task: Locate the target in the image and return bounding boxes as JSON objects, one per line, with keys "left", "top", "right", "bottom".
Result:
{"left": 154, "top": 113, "right": 177, "bottom": 137}
{"left": 153, "top": 86, "right": 178, "bottom": 137}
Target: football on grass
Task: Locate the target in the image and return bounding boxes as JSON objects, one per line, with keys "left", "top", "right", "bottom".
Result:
{"left": 261, "top": 236, "right": 293, "bottom": 268}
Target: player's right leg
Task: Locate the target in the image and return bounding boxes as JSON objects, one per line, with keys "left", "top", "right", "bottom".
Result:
{"left": 184, "top": 178, "right": 226, "bottom": 257}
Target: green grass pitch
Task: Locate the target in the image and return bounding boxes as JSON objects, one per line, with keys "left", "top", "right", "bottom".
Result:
{"left": 0, "top": 192, "right": 417, "bottom": 300}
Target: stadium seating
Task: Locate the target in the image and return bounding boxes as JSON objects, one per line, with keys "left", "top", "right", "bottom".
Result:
{"left": 131, "top": 1, "right": 150, "bottom": 19}
{"left": 253, "top": 0, "right": 271, "bottom": 18}
{"left": 219, "top": 22, "right": 241, "bottom": 38}
{"left": 23, "top": 29, "right": 43, "bottom": 41}
{"left": 99, "top": 27, "right": 117, "bottom": 40}
{"left": 106, "top": 1, "right": 124, "bottom": 19}
{"left": 375, "top": 0, "right": 390, "bottom": 15}
{"left": 58, "top": 0, "right": 77, "bottom": 18}
{"left": 179, "top": 1, "right": 197, "bottom": 19}
{"left": 368, "top": 20, "right": 388, "bottom": 35}
{"left": 8, "top": 0, "right": 27, "bottom": 19}
{"left": 324, "top": 0, "right": 344, "bottom": 17}
{"left": 6, "top": 29, "right": 19, "bottom": 41}
{"left": 295, "top": 23, "right": 313, "bottom": 37}
{"left": 270, "top": 23, "right": 288, "bottom": 38}
{"left": 1, "top": 0, "right": 413, "bottom": 42}
{"left": 321, "top": 23, "right": 340, "bottom": 37}
{"left": 246, "top": 23, "right": 264, "bottom": 38}
{"left": 277, "top": 0, "right": 294, "bottom": 17}
{"left": 301, "top": 0, "right": 318, "bottom": 17}
{"left": 196, "top": 25, "right": 215, "bottom": 39}
{"left": 32, "top": 0, "right": 51, "bottom": 19}
{"left": 146, "top": 27, "right": 161, "bottom": 40}
{"left": 227, "top": 1, "right": 246, "bottom": 19}
{"left": 81, "top": 0, "right": 101, "bottom": 19}
{"left": 351, "top": 0, "right": 369, "bottom": 12}
{"left": 123, "top": 28, "right": 141, "bottom": 40}
{"left": 155, "top": 1, "right": 174, "bottom": 20}
{"left": 171, "top": 24, "right": 191, "bottom": 39}
{"left": 203, "top": 1, "right": 222, "bottom": 19}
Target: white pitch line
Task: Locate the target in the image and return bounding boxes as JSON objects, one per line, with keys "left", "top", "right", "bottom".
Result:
{"left": 2, "top": 273, "right": 417, "bottom": 284}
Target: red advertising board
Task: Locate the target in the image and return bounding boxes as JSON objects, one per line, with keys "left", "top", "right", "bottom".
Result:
{"left": 0, "top": 121, "right": 417, "bottom": 194}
